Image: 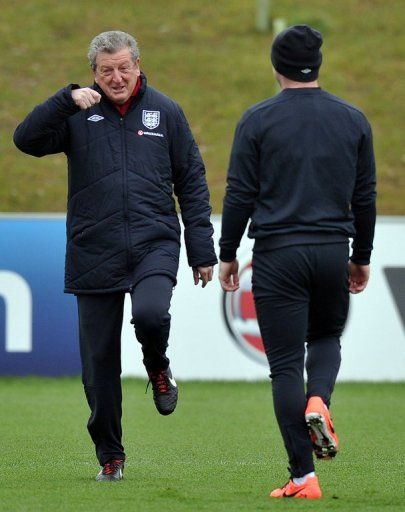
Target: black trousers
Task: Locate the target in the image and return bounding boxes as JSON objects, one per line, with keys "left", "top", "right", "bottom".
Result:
{"left": 252, "top": 243, "right": 349, "bottom": 477}
{"left": 77, "top": 275, "right": 174, "bottom": 465}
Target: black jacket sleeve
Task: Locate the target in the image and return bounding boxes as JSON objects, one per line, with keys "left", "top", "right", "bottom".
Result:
{"left": 13, "top": 85, "right": 80, "bottom": 157}
{"left": 219, "top": 112, "right": 259, "bottom": 261}
{"left": 350, "top": 120, "right": 377, "bottom": 265}
{"left": 170, "top": 105, "right": 217, "bottom": 268}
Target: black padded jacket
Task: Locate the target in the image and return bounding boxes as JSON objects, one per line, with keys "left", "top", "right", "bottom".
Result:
{"left": 14, "top": 73, "right": 217, "bottom": 293}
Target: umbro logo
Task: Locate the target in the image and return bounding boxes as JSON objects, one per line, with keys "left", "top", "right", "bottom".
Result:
{"left": 87, "top": 114, "right": 104, "bottom": 122}
{"left": 301, "top": 68, "right": 312, "bottom": 74}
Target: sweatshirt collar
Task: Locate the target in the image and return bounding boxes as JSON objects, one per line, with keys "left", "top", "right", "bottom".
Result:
{"left": 281, "top": 87, "right": 322, "bottom": 94}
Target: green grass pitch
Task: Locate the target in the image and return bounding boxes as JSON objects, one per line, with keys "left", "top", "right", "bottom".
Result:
{"left": 0, "top": 378, "right": 404, "bottom": 511}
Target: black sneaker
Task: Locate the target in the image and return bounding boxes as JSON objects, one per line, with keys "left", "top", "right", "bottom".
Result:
{"left": 147, "top": 367, "right": 178, "bottom": 416}
{"left": 96, "top": 459, "right": 124, "bottom": 481}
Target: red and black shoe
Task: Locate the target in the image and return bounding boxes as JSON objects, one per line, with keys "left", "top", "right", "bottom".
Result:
{"left": 96, "top": 459, "right": 124, "bottom": 481}
{"left": 147, "top": 366, "right": 178, "bottom": 416}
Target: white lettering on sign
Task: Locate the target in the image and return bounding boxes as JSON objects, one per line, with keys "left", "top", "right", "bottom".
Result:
{"left": 0, "top": 271, "right": 32, "bottom": 352}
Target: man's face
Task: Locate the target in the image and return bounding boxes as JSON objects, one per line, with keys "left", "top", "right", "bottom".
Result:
{"left": 94, "top": 48, "right": 140, "bottom": 104}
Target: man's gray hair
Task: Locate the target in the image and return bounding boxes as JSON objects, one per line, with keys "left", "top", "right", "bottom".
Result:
{"left": 88, "top": 31, "right": 140, "bottom": 70}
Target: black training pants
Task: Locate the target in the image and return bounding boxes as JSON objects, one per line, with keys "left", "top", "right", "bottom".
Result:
{"left": 252, "top": 243, "right": 349, "bottom": 477}
{"left": 77, "top": 275, "right": 174, "bottom": 465}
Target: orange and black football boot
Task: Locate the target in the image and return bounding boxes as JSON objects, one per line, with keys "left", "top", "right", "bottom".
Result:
{"left": 269, "top": 475, "right": 322, "bottom": 499}
{"left": 305, "top": 396, "right": 339, "bottom": 459}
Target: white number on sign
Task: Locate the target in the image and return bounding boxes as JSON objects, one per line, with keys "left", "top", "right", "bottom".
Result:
{"left": 0, "top": 271, "right": 32, "bottom": 352}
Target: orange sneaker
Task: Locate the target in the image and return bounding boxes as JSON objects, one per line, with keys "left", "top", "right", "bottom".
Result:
{"left": 305, "top": 396, "right": 339, "bottom": 459}
{"left": 269, "top": 475, "right": 322, "bottom": 499}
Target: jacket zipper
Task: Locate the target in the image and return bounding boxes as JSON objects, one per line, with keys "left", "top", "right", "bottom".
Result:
{"left": 120, "top": 117, "right": 132, "bottom": 279}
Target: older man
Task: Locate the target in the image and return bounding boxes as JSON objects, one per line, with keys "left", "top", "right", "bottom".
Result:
{"left": 14, "top": 30, "right": 217, "bottom": 481}
{"left": 219, "top": 25, "right": 376, "bottom": 498}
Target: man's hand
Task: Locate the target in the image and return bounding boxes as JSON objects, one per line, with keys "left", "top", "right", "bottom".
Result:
{"left": 193, "top": 266, "right": 214, "bottom": 288}
{"left": 219, "top": 260, "right": 239, "bottom": 292}
{"left": 348, "top": 261, "right": 370, "bottom": 294}
{"left": 72, "top": 88, "right": 101, "bottom": 110}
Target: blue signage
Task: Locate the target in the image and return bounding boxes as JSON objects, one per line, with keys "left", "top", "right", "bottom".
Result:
{"left": 0, "top": 216, "right": 81, "bottom": 375}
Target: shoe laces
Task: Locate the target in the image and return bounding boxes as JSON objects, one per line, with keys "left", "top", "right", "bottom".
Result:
{"left": 102, "top": 459, "right": 123, "bottom": 475}
{"left": 147, "top": 370, "right": 169, "bottom": 394}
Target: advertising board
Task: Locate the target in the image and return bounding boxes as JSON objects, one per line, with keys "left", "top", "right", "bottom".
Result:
{"left": 1, "top": 215, "right": 404, "bottom": 380}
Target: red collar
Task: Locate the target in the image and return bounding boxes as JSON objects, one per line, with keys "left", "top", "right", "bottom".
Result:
{"left": 114, "top": 77, "right": 141, "bottom": 116}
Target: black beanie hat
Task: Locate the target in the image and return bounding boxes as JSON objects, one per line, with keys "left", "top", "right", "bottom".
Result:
{"left": 271, "top": 25, "right": 323, "bottom": 82}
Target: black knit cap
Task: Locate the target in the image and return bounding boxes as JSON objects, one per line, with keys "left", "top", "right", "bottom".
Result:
{"left": 271, "top": 24, "right": 323, "bottom": 82}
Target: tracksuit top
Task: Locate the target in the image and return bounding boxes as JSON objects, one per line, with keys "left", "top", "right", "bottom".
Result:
{"left": 14, "top": 73, "right": 217, "bottom": 293}
{"left": 219, "top": 87, "right": 376, "bottom": 265}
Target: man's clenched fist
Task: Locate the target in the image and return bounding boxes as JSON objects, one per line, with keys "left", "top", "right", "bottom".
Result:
{"left": 71, "top": 88, "right": 101, "bottom": 110}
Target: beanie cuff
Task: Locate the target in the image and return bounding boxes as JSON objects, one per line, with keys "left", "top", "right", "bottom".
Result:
{"left": 273, "top": 62, "right": 320, "bottom": 82}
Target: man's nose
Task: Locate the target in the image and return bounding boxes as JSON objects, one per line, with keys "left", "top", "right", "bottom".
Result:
{"left": 111, "top": 69, "right": 123, "bottom": 82}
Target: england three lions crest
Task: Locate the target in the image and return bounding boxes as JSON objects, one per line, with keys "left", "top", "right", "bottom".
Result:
{"left": 142, "top": 110, "right": 160, "bottom": 130}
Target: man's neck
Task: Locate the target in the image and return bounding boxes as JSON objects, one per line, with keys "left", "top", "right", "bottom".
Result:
{"left": 279, "top": 77, "right": 319, "bottom": 90}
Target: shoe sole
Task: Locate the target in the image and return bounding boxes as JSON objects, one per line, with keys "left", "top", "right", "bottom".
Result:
{"left": 305, "top": 412, "right": 338, "bottom": 459}
{"left": 96, "top": 467, "right": 124, "bottom": 481}
{"left": 96, "top": 475, "right": 123, "bottom": 481}
{"left": 154, "top": 389, "right": 178, "bottom": 416}
{"left": 270, "top": 489, "right": 322, "bottom": 499}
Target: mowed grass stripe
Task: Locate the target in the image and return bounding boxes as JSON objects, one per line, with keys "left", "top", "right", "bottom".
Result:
{"left": 1, "top": 0, "right": 404, "bottom": 214}
{"left": 0, "top": 378, "right": 404, "bottom": 511}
